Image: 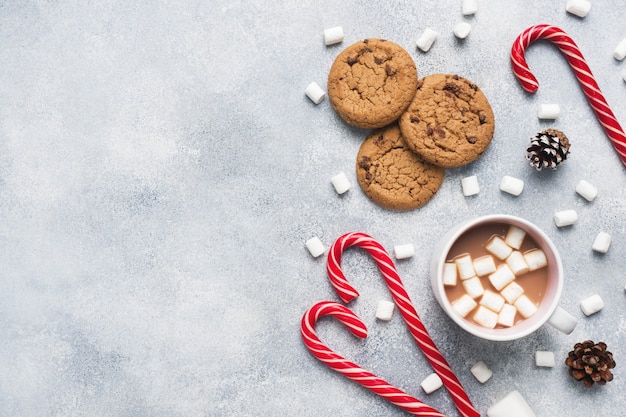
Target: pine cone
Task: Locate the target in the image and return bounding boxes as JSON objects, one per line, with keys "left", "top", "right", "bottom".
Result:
{"left": 526, "top": 129, "right": 571, "bottom": 170}
{"left": 565, "top": 340, "right": 616, "bottom": 387}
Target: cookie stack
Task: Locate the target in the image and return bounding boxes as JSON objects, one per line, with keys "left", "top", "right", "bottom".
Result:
{"left": 327, "top": 38, "right": 495, "bottom": 210}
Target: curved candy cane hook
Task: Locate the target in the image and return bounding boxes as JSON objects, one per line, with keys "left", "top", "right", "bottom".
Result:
{"left": 301, "top": 301, "right": 446, "bottom": 417}
{"left": 511, "top": 24, "right": 626, "bottom": 167}
{"left": 327, "top": 232, "right": 479, "bottom": 417}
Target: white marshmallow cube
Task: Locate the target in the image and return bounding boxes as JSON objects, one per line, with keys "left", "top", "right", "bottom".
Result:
{"left": 554, "top": 209, "right": 578, "bottom": 227}
{"left": 535, "top": 351, "right": 556, "bottom": 367}
{"left": 500, "top": 281, "right": 524, "bottom": 304}
{"left": 463, "top": 276, "right": 485, "bottom": 299}
{"left": 305, "top": 236, "right": 326, "bottom": 257}
{"left": 462, "top": 0, "right": 478, "bottom": 15}
{"left": 416, "top": 28, "right": 438, "bottom": 52}
{"left": 452, "top": 294, "right": 478, "bottom": 317}
{"left": 488, "top": 264, "right": 516, "bottom": 291}
{"left": 500, "top": 175, "right": 524, "bottom": 196}
{"left": 455, "top": 254, "right": 476, "bottom": 280}
{"left": 575, "top": 179, "right": 598, "bottom": 201}
{"left": 538, "top": 104, "right": 560, "bottom": 119}
{"left": 505, "top": 226, "right": 526, "bottom": 250}
{"left": 331, "top": 172, "right": 351, "bottom": 194}
{"left": 514, "top": 295, "right": 538, "bottom": 318}
{"left": 394, "top": 243, "right": 415, "bottom": 259}
{"left": 546, "top": 306, "right": 578, "bottom": 334}
{"left": 613, "top": 38, "right": 626, "bottom": 61}
{"left": 473, "top": 255, "right": 497, "bottom": 277}
{"left": 592, "top": 232, "right": 612, "bottom": 253}
{"left": 486, "top": 236, "right": 513, "bottom": 260}
{"left": 461, "top": 175, "right": 480, "bottom": 196}
{"left": 524, "top": 248, "right": 547, "bottom": 271}
{"left": 479, "top": 290, "right": 505, "bottom": 313}
{"left": 375, "top": 300, "right": 395, "bottom": 321}
{"left": 487, "top": 390, "right": 537, "bottom": 417}
{"left": 580, "top": 294, "right": 604, "bottom": 316}
{"left": 506, "top": 251, "right": 530, "bottom": 276}
{"left": 443, "top": 262, "right": 458, "bottom": 286}
{"left": 453, "top": 22, "right": 472, "bottom": 39}
{"left": 473, "top": 305, "right": 499, "bottom": 328}
{"left": 566, "top": 0, "right": 591, "bottom": 18}
{"left": 497, "top": 303, "right": 517, "bottom": 327}
{"left": 420, "top": 373, "right": 443, "bottom": 394}
{"left": 470, "top": 360, "right": 493, "bottom": 383}
{"left": 323, "top": 26, "right": 344, "bottom": 45}
{"left": 305, "top": 82, "right": 326, "bottom": 104}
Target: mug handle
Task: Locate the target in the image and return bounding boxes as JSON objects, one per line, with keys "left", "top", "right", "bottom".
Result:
{"left": 546, "top": 306, "right": 578, "bottom": 334}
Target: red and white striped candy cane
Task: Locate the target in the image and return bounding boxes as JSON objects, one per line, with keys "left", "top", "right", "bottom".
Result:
{"left": 301, "top": 301, "right": 446, "bottom": 417}
{"left": 327, "top": 232, "right": 479, "bottom": 417}
{"left": 511, "top": 24, "right": 626, "bottom": 167}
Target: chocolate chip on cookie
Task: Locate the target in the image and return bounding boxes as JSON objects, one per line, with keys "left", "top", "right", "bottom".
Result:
{"left": 328, "top": 39, "right": 418, "bottom": 129}
{"left": 399, "top": 74, "right": 495, "bottom": 168}
{"left": 356, "top": 124, "right": 445, "bottom": 210}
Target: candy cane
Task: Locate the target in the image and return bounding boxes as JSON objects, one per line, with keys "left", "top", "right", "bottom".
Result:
{"left": 301, "top": 301, "right": 446, "bottom": 417}
{"left": 327, "top": 232, "right": 479, "bottom": 417}
{"left": 511, "top": 24, "right": 626, "bottom": 167}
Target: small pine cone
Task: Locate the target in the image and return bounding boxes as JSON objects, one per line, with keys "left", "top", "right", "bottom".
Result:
{"left": 526, "top": 129, "right": 571, "bottom": 170}
{"left": 565, "top": 340, "right": 616, "bottom": 387}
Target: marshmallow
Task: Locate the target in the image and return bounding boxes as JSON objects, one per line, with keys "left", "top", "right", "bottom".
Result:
{"left": 463, "top": 276, "right": 485, "bottom": 299}
{"left": 505, "top": 226, "right": 526, "bottom": 250}
{"left": 443, "top": 262, "right": 458, "bottom": 286}
{"left": 538, "top": 104, "right": 560, "bottom": 119}
{"left": 416, "top": 28, "right": 438, "bottom": 52}
{"left": 452, "top": 294, "right": 478, "bottom": 317}
{"left": 323, "top": 26, "right": 344, "bottom": 45}
{"left": 473, "top": 255, "right": 497, "bottom": 277}
{"left": 331, "top": 172, "right": 351, "bottom": 194}
{"left": 305, "top": 82, "right": 326, "bottom": 104}
{"left": 566, "top": 0, "right": 591, "bottom": 18}
{"left": 487, "top": 390, "right": 537, "bottom": 417}
{"left": 575, "top": 179, "right": 598, "bottom": 201}
{"left": 486, "top": 236, "right": 513, "bottom": 260}
{"left": 473, "top": 305, "right": 498, "bottom": 328}
{"left": 461, "top": 175, "right": 480, "bottom": 196}
{"left": 470, "top": 360, "right": 493, "bottom": 383}
{"left": 580, "top": 294, "right": 604, "bottom": 316}
{"left": 462, "top": 0, "right": 478, "bottom": 15}
{"left": 479, "top": 290, "right": 505, "bottom": 313}
{"left": 546, "top": 306, "right": 578, "bottom": 334}
{"left": 497, "top": 303, "right": 517, "bottom": 327}
{"left": 535, "top": 351, "right": 556, "bottom": 367}
{"left": 306, "top": 236, "right": 326, "bottom": 257}
{"left": 523, "top": 248, "right": 547, "bottom": 271}
{"left": 506, "top": 251, "right": 530, "bottom": 276}
{"left": 455, "top": 254, "right": 476, "bottom": 280}
{"left": 500, "top": 281, "right": 524, "bottom": 304}
{"left": 394, "top": 243, "right": 415, "bottom": 259}
{"left": 489, "top": 264, "right": 516, "bottom": 291}
{"left": 554, "top": 209, "right": 578, "bottom": 227}
{"left": 613, "top": 38, "right": 626, "bottom": 61}
{"left": 420, "top": 373, "right": 443, "bottom": 394}
{"left": 453, "top": 22, "right": 472, "bottom": 39}
{"left": 500, "top": 175, "right": 524, "bottom": 196}
{"left": 375, "top": 300, "right": 395, "bottom": 321}
{"left": 514, "top": 295, "right": 538, "bottom": 318}
{"left": 592, "top": 232, "right": 612, "bottom": 253}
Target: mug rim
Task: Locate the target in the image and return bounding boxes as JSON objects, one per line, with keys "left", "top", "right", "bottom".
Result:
{"left": 431, "top": 214, "right": 564, "bottom": 341}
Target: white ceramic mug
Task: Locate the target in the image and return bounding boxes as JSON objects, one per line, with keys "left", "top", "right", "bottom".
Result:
{"left": 430, "top": 214, "right": 576, "bottom": 341}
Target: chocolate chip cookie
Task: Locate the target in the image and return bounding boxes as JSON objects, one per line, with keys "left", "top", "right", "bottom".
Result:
{"left": 328, "top": 39, "right": 418, "bottom": 129}
{"left": 399, "top": 74, "right": 495, "bottom": 168}
{"left": 356, "top": 124, "right": 445, "bottom": 210}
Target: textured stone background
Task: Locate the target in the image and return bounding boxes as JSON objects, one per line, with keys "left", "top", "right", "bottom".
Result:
{"left": 0, "top": 0, "right": 625, "bottom": 416}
